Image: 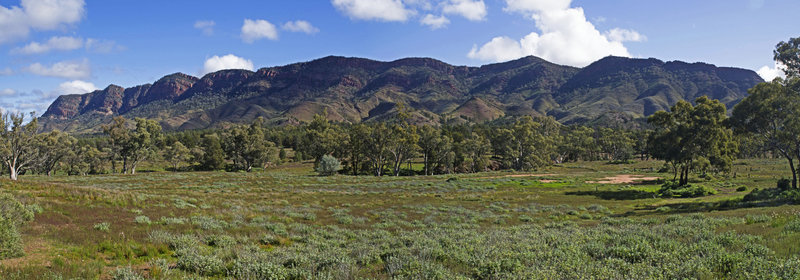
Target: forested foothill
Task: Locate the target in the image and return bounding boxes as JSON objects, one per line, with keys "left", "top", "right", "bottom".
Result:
{"left": 1, "top": 38, "right": 800, "bottom": 279}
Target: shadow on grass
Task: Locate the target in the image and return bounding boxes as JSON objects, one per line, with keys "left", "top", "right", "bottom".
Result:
{"left": 565, "top": 190, "right": 658, "bottom": 200}
{"left": 635, "top": 199, "right": 795, "bottom": 215}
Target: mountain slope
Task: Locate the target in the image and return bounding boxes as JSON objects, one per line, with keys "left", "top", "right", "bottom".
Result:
{"left": 40, "top": 55, "right": 763, "bottom": 133}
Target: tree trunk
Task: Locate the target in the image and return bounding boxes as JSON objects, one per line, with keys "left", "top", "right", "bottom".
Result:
{"left": 423, "top": 153, "right": 429, "bottom": 176}
{"left": 789, "top": 157, "right": 798, "bottom": 189}
{"left": 8, "top": 165, "right": 17, "bottom": 181}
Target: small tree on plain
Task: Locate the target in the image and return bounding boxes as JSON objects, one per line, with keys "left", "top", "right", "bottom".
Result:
{"left": 316, "top": 155, "right": 341, "bottom": 176}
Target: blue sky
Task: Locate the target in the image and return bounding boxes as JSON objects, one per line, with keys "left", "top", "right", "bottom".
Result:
{"left": 0, "top": 0, "right": 798, "bottom": 116}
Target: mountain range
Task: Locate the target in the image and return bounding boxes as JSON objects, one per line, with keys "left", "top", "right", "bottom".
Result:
{"left": 40, "top": 55, "right": 764, "bottom": 133}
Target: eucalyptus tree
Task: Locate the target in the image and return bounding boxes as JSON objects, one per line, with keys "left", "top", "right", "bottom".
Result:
{"left": 222, "top": 118, "right": 277, "bottom": 172}
{"left": 0, "top": 112, "right": 38, "bottom": 181}
{"left": 774, "top": 36, "right": 800, "bottom": 78}
{"left": 418, "top": 125, "right": 452, "bottom": 175}
{"left": 731, "top": 79, "right": 800, "bottom": 188}
{"left": 35, "top": 130, "right": 76, "bottom": 176}
{"left": 648, "top": 96, "right": 737, "bottom": 186}
{"left": 164, "top": 141, "right": 192, "bottom": 171}
{"left": 122, "top": 118, "right": 164, "bottom": 174}
{"left": 102, "top": 116, "right": 129, "bottom": 174}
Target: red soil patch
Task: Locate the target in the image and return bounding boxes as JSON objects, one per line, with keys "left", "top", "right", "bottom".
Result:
{"left": 586, "top": 175, "right": 661, "bottom": 184}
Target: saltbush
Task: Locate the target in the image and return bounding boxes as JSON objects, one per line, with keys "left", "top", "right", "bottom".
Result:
{"left": 315, "top": 155, "right": 342, "bottom": 176}
{"left": 111, "top": 267, "right": 144, "bottom": 280}
{"left": 134, "top": 215, "right": 151, "bottom": 225}
{"left": 94, "top": 222, "right": 111, "bottom": 232}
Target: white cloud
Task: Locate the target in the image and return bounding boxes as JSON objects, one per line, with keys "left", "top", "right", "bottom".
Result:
{"left": 282, "top": 20, "right": 319, "bottom": 34}
{"left": 0, "top": 0, "right": 85, "bottom": 44}
{"left": 11, "top": 36, "right": 84, "bottom": 54}
{"left": 420, "top": 14, "right": 450, "bottom": 29}
{"left": 85, "top": 38, "right": 123, "bottom": 53}
{"left": 194, "top": 20, "right": 215, "bottom": 36}
{"left": 757, "top": 62, "right": 786, "bottom": 81}
{"left": 241, "top": 19, "right": 278, "bottom": 43}
{"left": 0, "top": 89, "right": 15, "bottom": 96}
{"left": 202, "top": 54, "right": 254, "bottom": 75}
{"left": 25, "top": 58, "right": 91, "bottom": 79}
{"left": 0, "top": 68, "right": 12, "bottom": 75}
{"left": 469, "top": 0, "right": 642, "bottom": 67}
{"left": 442, "top": 0, "right": 487, "bottom": 21}
{"left": 605, "top": 28, "right": 646, "bottom": 42}
{"left": 504, "top": 0, "right": 570, "bottom": 13}
{"left": 331, "top": 0, "right": 413, "bottom": 22}
{"left": 56, "top": 80, "right": 97, "bottom": 95}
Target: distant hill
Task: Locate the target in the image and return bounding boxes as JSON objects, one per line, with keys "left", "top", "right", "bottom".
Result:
{"left": 40, "top": 55, "right": 763, "bottom": 133}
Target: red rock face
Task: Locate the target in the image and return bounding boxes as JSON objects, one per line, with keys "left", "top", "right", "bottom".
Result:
{"left": 139, "top": 73, "right": 199, "bottom": 104}
{"left": 84, "top": 85, "right": 124, "bottom": 115}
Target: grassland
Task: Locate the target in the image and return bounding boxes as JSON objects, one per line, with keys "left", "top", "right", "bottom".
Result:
{"left": 1, "top": 159, "right": 800, "bottom": 279}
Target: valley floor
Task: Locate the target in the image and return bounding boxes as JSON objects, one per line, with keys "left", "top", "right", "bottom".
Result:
{"left": 1, "top": 159, "right": 799, "bottom": 279}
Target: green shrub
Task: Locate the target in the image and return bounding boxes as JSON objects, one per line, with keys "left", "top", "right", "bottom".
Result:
{"left": 315, "top": 155, "right": 342, "bottom": 176}
{"left": 134, "top": 215, "right": 151, "bottom": 225}
{"left": 176, "top": 248, "right": 225, "bottom": 276}
{"left": 111, "top": 267, "right": 144, "bottom": 280}
{"left": 205, "top": 234, "right": 236, "bottom": 248}
{"left": 784, "top": 219, "right": 800, "bottom": 233}
{"left": 0, "top": 194, "right": 34, "bottom": 260}
{"left": 94, "top": 222, "right": 111, "bottom": 232}
{"left": 0, "top": 218, "right": 23, "bottom": 259}
{"left": 745, "top": 214, "right": 771, "bottom": 224}
{"left": 778, "top": 178, "right": 792, "bottom": 190}
{"left": 659, "top": 182, "right": 717, "bottom": 198}
{"left": 0, "top": 193, "right": 34, "bottom": 224}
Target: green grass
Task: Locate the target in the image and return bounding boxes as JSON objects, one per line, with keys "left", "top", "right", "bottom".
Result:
{"left": 0, "top": 158, "right": 799, "bottom": 279}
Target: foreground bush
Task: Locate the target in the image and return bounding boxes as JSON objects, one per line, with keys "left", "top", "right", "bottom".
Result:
{"left": 0, "top": 193, "right": 34, "bottom": 259}
{"left": 659, "top": 181, "right": 717, "bottom": 198}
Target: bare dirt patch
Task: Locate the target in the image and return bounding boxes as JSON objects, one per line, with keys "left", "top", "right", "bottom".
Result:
{"left": 587, "top": 175, "right": 661, "bottom": 184}
{"left": 538, "top": 180, "right": 557, "bottom": 183}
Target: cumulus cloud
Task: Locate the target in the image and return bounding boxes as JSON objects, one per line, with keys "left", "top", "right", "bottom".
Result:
{"left": 25, "top": 58, "right": 91, "bottom": 79}
{"left": 331, "top": 0, "right": 413, "bottom": 22}
{"left": 194, "top": 20, "right": 215, "bottom": 36}
{"left": 11, "top": 36, "right": 84, "bottom": 54}
{"left": 442, "top": 0, "right": 487, "bottom": 21}
{"left": 12, "top": 37, "right": 123, "bottom": 55}
{"left": 282, "top": 20, "right": 319, "bottom": 34}
{"left": 202, "top": 54, "right": 254, "bottom": 75}
{"left": 85, "top": 38, "right": 124, "bottom": 53}
{"left": 757, "top": 62, "right": 786, "bottom": 81}
{"left": 0, "top": 80, "right": 96, "bottom": 117}
{"left": 0, "top": 68, "right": 12, "bottom": 75}
{"left": 468, "top": 0, "right": 642, "bottom": 67}
{"left": 56, "top": 80, "right": 97, "bottom": 95}
{"left": 605, "top": 28, "right": 646, "bottom": 42}
{"left": 420, "top": 14, "right": 450, "bottom": 29}
{"left": 0, "top": 0, "right": 86, "bottom": 44}
{"left": 241, "top": 19, "right": 278, "bottom": 43}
